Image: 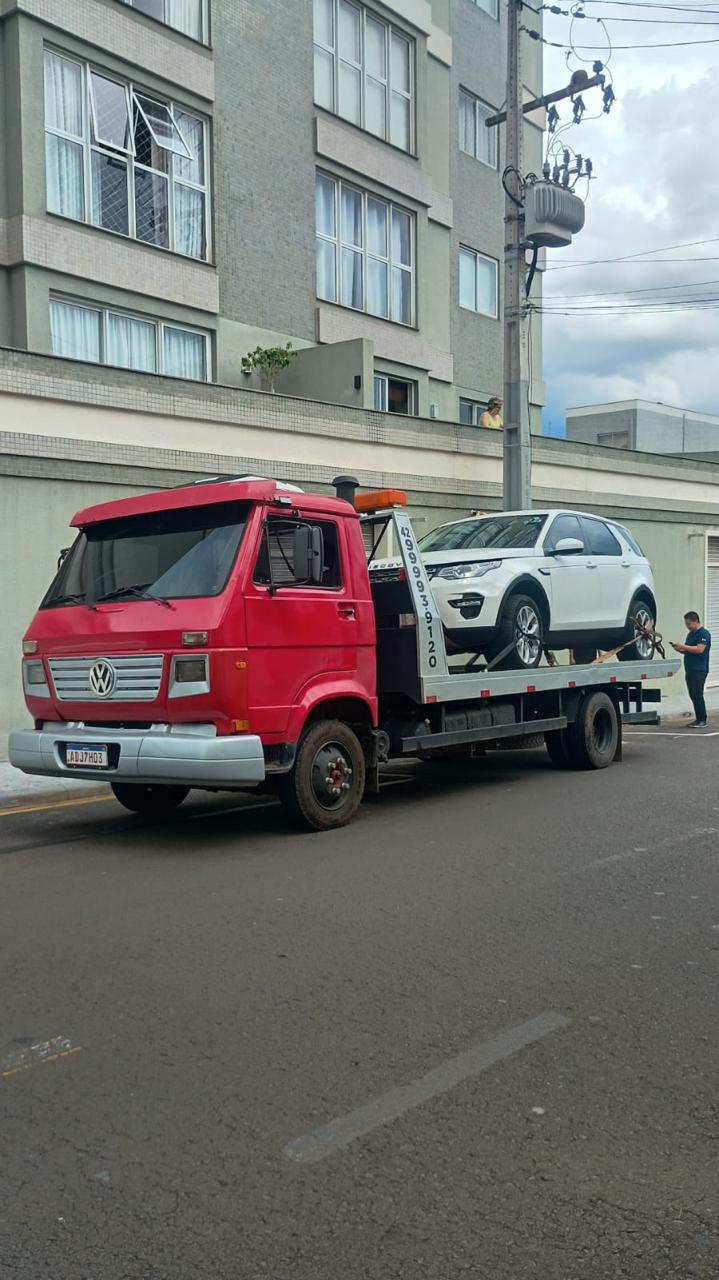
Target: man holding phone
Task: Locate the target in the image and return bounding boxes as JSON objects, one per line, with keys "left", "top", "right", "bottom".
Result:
{"left": 670, "top": 611, "right": 712, "bottom": 727}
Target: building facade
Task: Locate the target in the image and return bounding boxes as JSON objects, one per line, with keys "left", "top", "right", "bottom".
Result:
{"left": 0, "top": 0, "right": 545, "bottom": 426}
{"left": 566, "top": 400, "right": 719, "bottom": 456}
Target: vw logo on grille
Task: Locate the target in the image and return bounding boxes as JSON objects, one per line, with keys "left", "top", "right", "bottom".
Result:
{"left": 88, "top": 659, "right": 116, "bottom": 698}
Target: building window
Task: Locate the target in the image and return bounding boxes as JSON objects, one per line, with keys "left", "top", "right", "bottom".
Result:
{"left": 44, "top": 49, "right": 209, "bottom": 260}
{"left": 50, "top": 296, "right": 210, "bottom": 380}
{"left": 316, "top": 173, "right": 415, "bottom": 325}
{"left": 459, "top": 246, "right": 498, "bottom": 318}
{"left": 459, "top": 89, "right": 497, "bottom": 168}
{"left": 469, "top": 0, "right": 499, "bottom": 19}
{"left": 373, "top": 373, "right": 416, "bottom": 415}
{"left": 119, "top": 0, "right": 209, "bottom": 43}
{"left": 313, "top": 0, "right": 414, "bottom": 153}
{"left": 459, "top": 397, "right": 484, "bottom": 426}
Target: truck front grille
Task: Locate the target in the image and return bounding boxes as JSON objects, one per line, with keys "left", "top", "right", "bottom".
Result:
{"left": 48, "top": 655, "right": 164, "bottom": 703}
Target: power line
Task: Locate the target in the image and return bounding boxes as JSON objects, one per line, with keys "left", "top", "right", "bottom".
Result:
{"left": 526, "top": 25, "right": 719, "bottom": 43}
{"left": 548, "top": 276, "right": 719, "bottom": 298}
{"left": 543, "top": 237, "right": 719, "bottom": 271}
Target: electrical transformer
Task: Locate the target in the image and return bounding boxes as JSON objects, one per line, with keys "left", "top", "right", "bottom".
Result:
{"left": 524, "top": 181, "right": 585, "bottom": 248}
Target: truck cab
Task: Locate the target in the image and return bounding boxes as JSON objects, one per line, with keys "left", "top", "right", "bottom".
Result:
{"left": 11, "top": 478, "right": 378, "bottom": 826}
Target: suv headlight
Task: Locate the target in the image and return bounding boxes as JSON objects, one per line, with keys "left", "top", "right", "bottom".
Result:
{"left": 436, "top": 560, "right": 501, "bottom": 581}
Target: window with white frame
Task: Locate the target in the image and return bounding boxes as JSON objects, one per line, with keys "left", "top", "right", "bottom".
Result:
{"left": 459, "top": 397, "right": 483, "bottom": 426}
{"left": 50, "top": 296, "right": 210, "bottom": 380}
{"left": 44, "top": 49, "right": 209, "bottom": 260}
{"left": 469, "top": 0, "right": 499, "bottom": 19}
{"left": 316, "top": 174, "right": 415, "bottom": 325}
{"left": 459, "top": 88, "right": 497, "bottom": 168}
{"left": 313, "top": 0, "right": 414, "bottom": 153}
{"left": 459, "top": 246, "right": 498, "bottom": 318}
{"left": 118, "top": 0, "right": 209, "bottom": 43}
{"left": 373, "top": 373, "right": 416, "bottom": 415}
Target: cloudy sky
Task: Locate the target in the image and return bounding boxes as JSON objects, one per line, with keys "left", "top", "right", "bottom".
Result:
{"left": 538, "top": 2, "right": 719, "bottom": 434}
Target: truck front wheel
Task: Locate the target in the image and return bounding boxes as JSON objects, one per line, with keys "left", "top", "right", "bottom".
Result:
{"left": 111, "top": 782, "right": 190, "bottom": 815}
{"left": 280, "top": 719, "right": 366, "bottom": 831}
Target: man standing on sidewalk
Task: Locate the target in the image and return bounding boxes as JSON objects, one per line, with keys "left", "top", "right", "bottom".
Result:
{"left": 671, "top": 611, "right": 712, "bottom": 727}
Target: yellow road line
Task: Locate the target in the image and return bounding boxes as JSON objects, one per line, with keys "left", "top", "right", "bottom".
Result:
{"left": 0, "top": 793, "right": 114, "bottom": 818}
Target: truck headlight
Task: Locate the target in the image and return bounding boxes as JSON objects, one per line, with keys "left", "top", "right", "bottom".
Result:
{"left": 436, "top": 560, "right": 501, "bottom": 581}
{"left": 169, "top": 655, "right": 210, "bottom": 697}
{"left": 23, "top": 660, "right": 50, "bottom": 696}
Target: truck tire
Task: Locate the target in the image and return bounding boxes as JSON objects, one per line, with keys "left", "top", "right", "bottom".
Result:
{"left": 564, "top": 691, "right": 618, "bottom": 770}
{"left": 618, "top": 599, "right": 657, "bottom": 662}
{"left": 111, "top": 782, "right": 190, "bottom": 815}
{"left": 279, "top": 719, "right": 366, "bottom": 831}
{"left": 486, "top": 594, "right": 543, "bottom": 670}
{"left": 545, "top": 729, "right": 570, "bottom": 767}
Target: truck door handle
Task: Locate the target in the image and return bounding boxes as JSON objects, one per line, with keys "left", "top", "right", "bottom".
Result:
{"left": 337, "top": 605, "right": 356, "bottom": 619}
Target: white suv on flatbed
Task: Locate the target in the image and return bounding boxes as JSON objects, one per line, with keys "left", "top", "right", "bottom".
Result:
{"left": 373, "top": 509, "right": 657, "bottom": 670}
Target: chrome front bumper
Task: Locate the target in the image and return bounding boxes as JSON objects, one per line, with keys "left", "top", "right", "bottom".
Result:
{"left": 9, "top": 722, "right": 266, "bottom": 789}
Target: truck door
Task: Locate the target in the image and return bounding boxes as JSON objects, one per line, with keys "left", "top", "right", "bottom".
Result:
{"left": 244, "top": 514, "right": 359, "bottom": 736}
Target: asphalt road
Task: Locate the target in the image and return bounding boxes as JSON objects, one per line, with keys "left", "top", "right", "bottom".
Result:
{"left": 1, "top": 727, "right": 718, "bottom": 1280}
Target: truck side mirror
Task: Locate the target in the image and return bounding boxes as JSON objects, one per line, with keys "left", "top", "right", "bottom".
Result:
{"left": 293, "top": 525, "right": 324, "bottom": 584}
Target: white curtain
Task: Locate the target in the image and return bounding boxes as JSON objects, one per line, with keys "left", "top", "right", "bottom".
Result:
{"left": 107, "top": 313, "right": 157, "bottom": 372}
{"left": 50, "top": 300, "right": 101, "bottom": 363}
{"left": 163, "top": 326, "right": 206, "bottom": 380}
{"left": 174, "top": 183, "right": 205, "bottom": 258}
{"left": 44, "top": 53, "right": 84, "bottom": 219}
{"left": 316, "top": 238, "right": 336, "bottom": 302}
{"left": 166, "top": 0, "right": 203, "bottom": 40}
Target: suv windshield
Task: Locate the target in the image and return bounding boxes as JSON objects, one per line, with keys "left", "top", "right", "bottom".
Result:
{"left": 419, "top": 513, "right": 547, "bottom": 553}
{"left": 41, "top": 501, "right": 250, "bottom": 608}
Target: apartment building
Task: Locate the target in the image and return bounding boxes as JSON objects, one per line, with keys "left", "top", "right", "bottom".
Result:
{"left": 0, "top": 0, "right": 544, "bottom": 425}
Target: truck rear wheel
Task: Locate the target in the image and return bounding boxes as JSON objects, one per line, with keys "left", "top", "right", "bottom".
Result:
{"left": 280, "top": 719, "right": 366, "bottom": 831}
{"left": 545, "top": 728, "right": 570, "bottom": 767}
{"left": 564, "top": 691, "right": 618, "bottom": 770}
{"left": 111, "top": 782, "right": 190, "bottom": 815}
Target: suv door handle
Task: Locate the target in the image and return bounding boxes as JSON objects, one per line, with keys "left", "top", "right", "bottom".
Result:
{"left": 586, "top": 562, "right": 598, "bottom": 569}
{"left": 337, "top": 605, "right": 356, "bottom": 619}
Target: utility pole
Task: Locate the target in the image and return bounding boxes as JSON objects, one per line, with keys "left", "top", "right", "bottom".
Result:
{"left": 502, "top": 0, "right": 532, "bottom": 512}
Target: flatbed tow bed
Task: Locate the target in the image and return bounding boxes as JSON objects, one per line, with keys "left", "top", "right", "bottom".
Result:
{"left": 364, "top": 507, "right": 679, "bottom": 782}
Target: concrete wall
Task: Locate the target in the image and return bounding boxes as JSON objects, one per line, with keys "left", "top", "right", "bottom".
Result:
{"left": 567, "top": 403, "right": 719, "bottom": 455}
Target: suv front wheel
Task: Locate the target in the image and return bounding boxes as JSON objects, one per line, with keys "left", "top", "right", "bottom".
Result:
{"left": 486, "top": 593, "right": 544, "bottom": 670}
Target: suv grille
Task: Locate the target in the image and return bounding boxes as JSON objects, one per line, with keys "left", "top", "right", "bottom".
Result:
{"left": 48, "top": 655, "right": 164, "bottom": 703}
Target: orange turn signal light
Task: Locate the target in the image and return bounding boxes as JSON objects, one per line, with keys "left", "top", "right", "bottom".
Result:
{"left": 354, "top": 489, "right": 407, "bottom": 513}
{"left": 233, "top": 719, "right": 249, "bottom": 733}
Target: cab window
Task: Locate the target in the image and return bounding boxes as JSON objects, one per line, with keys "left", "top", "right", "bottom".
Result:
{"left": 253, "top": 518, "right": 341, "bottom": 589}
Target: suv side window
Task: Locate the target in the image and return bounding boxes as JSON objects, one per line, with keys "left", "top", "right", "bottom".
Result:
{"left": 582, "top": 517, "right": 622, "bottom": 557}
{"left": 253, "top": 518, "right": 342, "bottom": 589}
{"left": 545, "top": 514, "right": 585, "bottom": 552}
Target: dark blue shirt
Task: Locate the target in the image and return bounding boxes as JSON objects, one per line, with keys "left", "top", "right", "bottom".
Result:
{"left": 684, "top": 627, "right": 711, "bottom": 673}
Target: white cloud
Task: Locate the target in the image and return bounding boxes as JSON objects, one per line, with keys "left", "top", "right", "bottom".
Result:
{"left": 539, "top": 9, "right": 719, "bottom": 430}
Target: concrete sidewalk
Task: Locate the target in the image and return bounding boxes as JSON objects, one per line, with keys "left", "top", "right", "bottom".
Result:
{"left": 0, "top": 761, "right": 109, "bottom": 811}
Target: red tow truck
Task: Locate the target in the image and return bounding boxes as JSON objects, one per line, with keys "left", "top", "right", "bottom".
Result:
{"left": 10, "top": 475, "right": 679, "bottom": 830}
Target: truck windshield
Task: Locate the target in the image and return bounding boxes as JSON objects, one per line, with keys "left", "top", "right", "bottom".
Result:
{"left": 41, "top": 501, "right": 250, "bottom": 608}
{"left": 419, "top": 513, "right": 547, "bottom": 552}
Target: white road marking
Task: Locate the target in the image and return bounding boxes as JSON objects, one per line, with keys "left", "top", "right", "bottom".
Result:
{"left": 625, "top": 731, "right": 719, "bottom": 738}
{"left": 594, "top": 827, "right": 718, "bottom": 867}
{"left": 283, "top": 1012, "right": 570, "bottom": 1165}
{"left": 1, "top": 1035, "right": 82, "bottom": 1080}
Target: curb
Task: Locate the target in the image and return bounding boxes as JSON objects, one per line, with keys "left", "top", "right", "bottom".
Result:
{"left": 0, "top": 775, "right": 111, "bottom": 814}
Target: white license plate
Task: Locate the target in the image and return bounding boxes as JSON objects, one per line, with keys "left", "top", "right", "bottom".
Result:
{"left": 66, "top": 743, "right": 108, "bottom": 768}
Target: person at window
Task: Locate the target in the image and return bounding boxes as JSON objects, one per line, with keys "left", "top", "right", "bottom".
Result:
{"left": 670, "top": 610, "right": 711, "bottom": 727}
{"left": 479, "top": 397, "right": 503, "bottom": 429}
